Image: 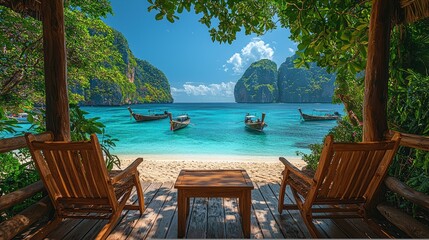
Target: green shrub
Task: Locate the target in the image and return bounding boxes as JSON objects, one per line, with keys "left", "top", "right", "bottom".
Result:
{"left": 297, "top": 118, "right": 363, "bottom": 171}
{"left": 296, "top": 143, "right": 323, "bottom": 171}
{"left": 0, "top": 151, "right": 41, "bottom": 221}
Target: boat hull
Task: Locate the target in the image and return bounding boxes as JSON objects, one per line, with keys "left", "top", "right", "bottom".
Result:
{"left": 245, "top": 122, "right": 267, "bottom": 132}
{"left": 128, "top": 107, "right": 168, "bottom": 122}
{"left": 300, "top": 113, "right": 339, "bottom": 121}
{"left": 298, "top": 108, "right": 339, "bottom": 121}
{"left": 170, "top": 119, "right": 190, "bottom": 131}
{"left": 132, "top": 113, "right": 168, "bottom": 122}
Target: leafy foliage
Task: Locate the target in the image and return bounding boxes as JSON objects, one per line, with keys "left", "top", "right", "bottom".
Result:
{"left": 1, "top": 0, "right": 173, "bottom": 114}
{"left": 0, "top": 151, "right": 40, "bottom": 221}
{"left": 0, "top": 8, "right": 44, "bottom": 108}
{"left": 383, "top": 20, "right": 429, "bottom": 215}
{"left": 297, "top": 119, "right": 363, "bottom": 171}
{"left": 147, "top": 0, "right": 276, "bottom": 44}
{"left": 296, "top": 143, "right": 322, "bottom": 171}
{"left": 69, "top": 105, "right": 121, "bottom": 170}
{"left": 0, "top": 107, "right": 20, "bottom": 134}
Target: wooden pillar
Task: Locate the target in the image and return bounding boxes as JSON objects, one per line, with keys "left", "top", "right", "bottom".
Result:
{"left": 363, "top": 0, "right": 396, "bottom": 216}
{"left": 41, "top": 0, "right": 70, "bottom": 141}
{"left": 363, "top": 0, "right": 394, "bottom": 142}
{"left": 363, "top": 0, "right": 394, "bottom": 141}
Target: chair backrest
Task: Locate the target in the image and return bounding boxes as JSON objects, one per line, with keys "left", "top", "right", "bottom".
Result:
{"left": 307, "top": 133, "right": 401, "bottom": 208}
{"left": 25, "top": 132, "right": 115, "bottom": 211}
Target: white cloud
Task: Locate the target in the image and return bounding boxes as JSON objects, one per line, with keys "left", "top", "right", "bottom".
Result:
{"left": 171, "top": 82, "right": 235, "bottom": 97}
{"left": 170, "top": 87, "right": 184, "bottom": 93}
{"left": 226, "top": 53, "right": 243, "bottom": 73}
{"left": 288, "top": 47, "right": 295, "bottom": 53}
{"left": 224, "top": 38, "right": 274, "bottom": 74}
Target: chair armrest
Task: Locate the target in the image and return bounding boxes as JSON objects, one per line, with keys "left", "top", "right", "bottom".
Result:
{"left": 110, "top": 158, "right": 143, "bottom": 184}
{"left": 279, "top": 157, "right": 313, "bottom": 185}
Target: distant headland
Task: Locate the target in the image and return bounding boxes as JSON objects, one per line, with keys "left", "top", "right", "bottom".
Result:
{"left": 234, "top": 55, "right": 335, "bottom": 103}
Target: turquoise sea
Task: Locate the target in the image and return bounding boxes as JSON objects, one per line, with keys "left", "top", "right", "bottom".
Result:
{"left": 4, "top": 103, "right": 343, "bottom": 157}
{"left": 83, "top": 103, "right": 342, "bottom": 157}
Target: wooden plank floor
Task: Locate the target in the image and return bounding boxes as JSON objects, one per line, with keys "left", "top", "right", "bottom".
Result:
{"left": 37, "top": 181, "right": 386, "bottom": 239}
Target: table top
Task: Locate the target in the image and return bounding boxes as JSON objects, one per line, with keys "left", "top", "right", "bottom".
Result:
{"left": 174, "top": 169, "right": 254, "bottom": 189}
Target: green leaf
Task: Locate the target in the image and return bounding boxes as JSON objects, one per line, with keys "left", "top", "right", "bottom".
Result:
{"left": 167, "top": 14, "right": 174, "bottom": 23}
{"left": 340, "top": 32, "right": 351, "bottom": 41}
{"left": 155, "top": 13, "right": 164, "bottom": 20}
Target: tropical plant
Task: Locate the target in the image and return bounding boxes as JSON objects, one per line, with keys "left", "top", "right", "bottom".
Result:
{"left": 69, "top": 104, "right": 121, "bottom": 170}
{"left": 0, "top": 150, "right": 40, "bottom": 221}
{"left": 297, "top": 119, "right": 363, "bottom": 171}
{"left": 0, "top": 1, "right": 134, "bottom": 108}
{"left": 0, "top": 106, "right": 19, "bottom": 134}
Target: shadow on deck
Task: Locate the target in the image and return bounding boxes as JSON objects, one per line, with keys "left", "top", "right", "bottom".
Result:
{"left": 19, "top": 181, "right": 400, "bottom": 239}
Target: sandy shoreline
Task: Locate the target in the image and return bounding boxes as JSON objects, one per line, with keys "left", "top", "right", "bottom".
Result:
{"left": 114, "top": 154, "right": 306, "bottom": 183}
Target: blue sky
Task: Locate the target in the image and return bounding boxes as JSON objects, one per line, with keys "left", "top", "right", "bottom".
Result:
{"left": 103, "top": 0, "right": 297, "bottom": 102}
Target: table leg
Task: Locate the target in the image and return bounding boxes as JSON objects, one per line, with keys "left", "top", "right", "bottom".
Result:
{"left": 241, "top": 190, "right": 251, "bottom": 238}
{"left": 186, "top": 197, "right": 190, "bottom": 216}
{"left": 178, "top": 190, "right": 187, "bottom": 238}
{"left": 239, "top": 194, "right": 244, "bottom": 215}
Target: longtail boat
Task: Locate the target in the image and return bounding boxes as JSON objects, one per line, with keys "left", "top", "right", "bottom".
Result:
{"left": 298, "top": 108, "right": 340, "bottom": 121}
{"left": 244, "top": 113, "right": 267, "bottom": 132}
{"left": 128, "top": 107, "right": 169, "bottom": 122}
{"left": 7, "top": 112, "right": 29, "bottom": 123}
{"left": 168, "top": 113, "right": 191, "bottom": 131}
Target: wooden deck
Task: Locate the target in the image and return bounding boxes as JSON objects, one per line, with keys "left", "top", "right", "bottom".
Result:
{"left": 19, "top": 181, "right": 396, "bottom": 239}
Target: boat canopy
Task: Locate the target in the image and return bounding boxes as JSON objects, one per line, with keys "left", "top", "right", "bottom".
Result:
{"left": 245, "top": 115, "right": 256, "bottom": 118}
{"left": 313, "top": 109, "right": 335, "bottom": 112}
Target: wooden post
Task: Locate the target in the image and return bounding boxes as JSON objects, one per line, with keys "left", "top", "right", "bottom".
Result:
{"left": 41, "top": 0, "right": 70, "bottom": 141}
{"left": 363, "top": 0, "right": 394, "bottom": 141}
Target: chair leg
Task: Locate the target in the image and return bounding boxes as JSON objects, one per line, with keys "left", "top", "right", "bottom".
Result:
{"left": 134, "top": 174, "right": 145, "bottom": 214}
{"left": 278, "top": 171, "right": 288, "bottom": 214}
{"left": 96, "top": 211, "right": 122, "bottom": 240}
{"left": 300, "top": 211, "right": 323, "bottom": 238}
{"left": 302, "top": 213, "right": 322, "bottom": 238}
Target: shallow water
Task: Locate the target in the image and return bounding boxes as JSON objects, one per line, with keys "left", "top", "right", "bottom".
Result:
{"left": 3, "top": 103, "right": 343, "bottom": 157}
{"left": 81, "top": 103, "right": 343, "bottom": 157}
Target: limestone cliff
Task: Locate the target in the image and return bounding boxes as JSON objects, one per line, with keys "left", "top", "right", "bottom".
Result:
{"left": 81, "top": 29, "right": 173, "bottom": 105}
{"left": 234, "top": 59, "right": 278, "bottom": 103}
{"left": 277, "top": 55, "right": 335, "bottom": 102}
{"left": 233, "top": 55, "right": 335, "bottom": 103}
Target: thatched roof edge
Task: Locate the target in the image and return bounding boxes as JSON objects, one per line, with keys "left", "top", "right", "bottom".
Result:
{"left": 0, "top": 0, "right": 41, "bottom": 20}
{"left": 397, "top": 0, "right": 429, "bottom": 24}
{"left": 0, "top": 0, "right": 428, "bottom": 25}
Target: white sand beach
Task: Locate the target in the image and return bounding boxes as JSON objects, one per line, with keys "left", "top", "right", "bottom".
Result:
{"left": 115, "top": 154, "right": 306, "bottom": 183}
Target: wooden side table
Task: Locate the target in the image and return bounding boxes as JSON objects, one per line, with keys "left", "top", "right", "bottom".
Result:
{"left": 174, "top": 169, "right": 254, "bottom": 238}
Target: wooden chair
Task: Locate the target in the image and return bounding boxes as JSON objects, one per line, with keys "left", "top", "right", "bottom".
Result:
{"left": 25, "top": 132, "right": 145, "bottom": 240}
{"left": 278, "top": 133, "right": 401, "bottom": 238}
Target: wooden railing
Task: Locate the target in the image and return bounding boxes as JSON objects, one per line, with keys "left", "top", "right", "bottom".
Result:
{"left": 385, "top": 130, "right": 429, "bottom": 151}
{"left": 0, "top": 132, "right": 52, "bottom": 240}
{"left": 379, "top": 130, "right": 429, "bottom": 238}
